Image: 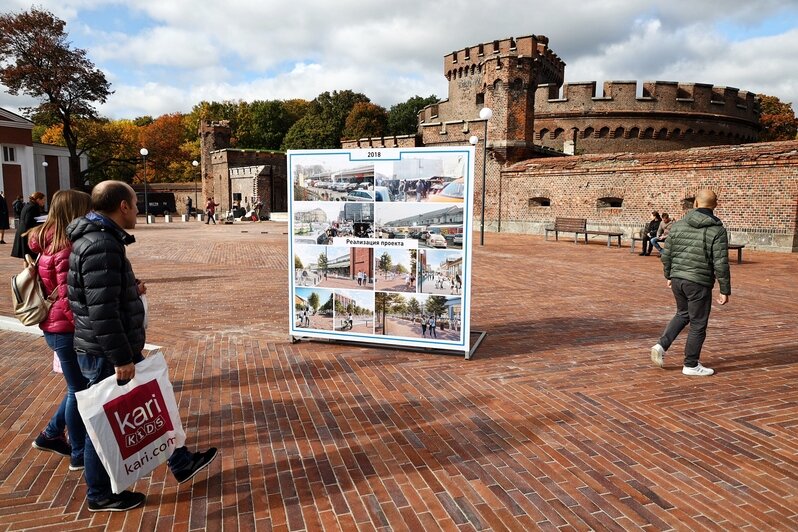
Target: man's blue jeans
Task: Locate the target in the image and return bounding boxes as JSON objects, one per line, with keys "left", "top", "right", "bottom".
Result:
{"left": 651, "top": 237, "right": 663, "bottom": 252}
{"left": 42, "top": 332, "right": 88, "bottom": 463}
{"left": 77, "top": 352, "right": 193, "bottom": 501}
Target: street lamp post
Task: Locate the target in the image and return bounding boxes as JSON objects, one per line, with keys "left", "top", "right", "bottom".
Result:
{"left": 192, "top": 160, "right": 199, "bottom": 216}
{"left": 140, "top": 148, "right": 149, "bottom": 222}
{"left": 41, "top": 161, "right": 48, "bottom": 207}
{"left": 477, "top": 107, "right": 492, "bottom": 246}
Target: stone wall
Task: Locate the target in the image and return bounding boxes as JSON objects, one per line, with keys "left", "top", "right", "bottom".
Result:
{"left": 498, "top": 141, "right": 798, "bottom": 251}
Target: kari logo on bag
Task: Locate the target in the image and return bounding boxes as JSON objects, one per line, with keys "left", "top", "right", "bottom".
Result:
{"left": 103, "top": 379, "right": 174, "bottom": 459}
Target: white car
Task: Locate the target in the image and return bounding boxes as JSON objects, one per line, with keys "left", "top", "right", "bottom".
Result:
{"left": 428, "top": 234, "right": 447, "bottom": 248}
{"left": 374, "top": 186, "right": 393, "bottom": 202}
{"left": 346, "top": 190, "right": 374, "bottom": 202}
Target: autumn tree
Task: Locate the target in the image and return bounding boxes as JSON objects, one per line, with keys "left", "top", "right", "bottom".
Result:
{"left": 378, "top": 251, "right": 393, "bottom": 278}
{"left": 0, "top": 8, "right": 112, "bottom": 188}
{"left": 308, "top": 292, "right": 320, "bottom": 313}
{"left": 342, "top": 102, "right": 388, "bottom": 140}
{"left": 139, "top": 113, "right": 196, "bottom": 182}
{"left": 387, "top": 95, "right": 438, "bottom": 135}
{"left": 758, "top": 94, "right": 798, "bottom": 142}
{"left": 40, "top": 118, "right": 141, "bottom": 186}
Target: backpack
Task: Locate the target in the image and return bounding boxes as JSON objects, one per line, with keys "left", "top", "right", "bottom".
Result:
{"left": 11, "top": 254, "right": 57, "bottom": 326}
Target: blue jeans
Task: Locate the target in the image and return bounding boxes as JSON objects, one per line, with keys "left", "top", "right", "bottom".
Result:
{"left": 78, "top": 352, "right": 193, "bottom": 501}
{"left": 651, "top": 237, "right": 664, "bottom": 252}
{"left": 42, "top": 332, "right": 88, "bottom": 463}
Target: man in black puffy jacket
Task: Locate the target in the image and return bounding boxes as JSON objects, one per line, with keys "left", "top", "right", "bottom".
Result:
{"left": 68, "top": 180, "right": 217, "bottom": 512}
{"left": 650, "top": 189, "right": 731, "bottom": 377}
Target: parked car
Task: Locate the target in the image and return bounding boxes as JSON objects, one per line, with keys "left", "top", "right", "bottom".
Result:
{"left": 374, "top": 186, "right": 394, "bottom": 202}
{"left": 346, "top": 189, "right": 374, "bottom": 202}
{"left": 452, "top": 233, "right": 463, "bottom": 246}
{"left": 428, "top": 234, "right": 447, "bottom": 248}
{"left": 427, "top": 178, "right": 464, "bottom": 203}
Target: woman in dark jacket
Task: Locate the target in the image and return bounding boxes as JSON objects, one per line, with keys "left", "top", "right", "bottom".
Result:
{"left": 640, "top": 211, "right": 662, "bottom": 256}
{"left": 11, "top": 191, "right": 46, "bottom": 258}
{"left": 0, "top": 191, "right": 9, "bottom": 244}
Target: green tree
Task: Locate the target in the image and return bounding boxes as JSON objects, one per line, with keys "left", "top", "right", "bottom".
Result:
{"left": 317, "top": 252, "right": 328, "bottom": 275}
{"left": 378, "top": 252, "right": 393, "bottom": 278}
{"left": 282, "top": 90, "right": 370, "bottom": 150}
{"left": 342, "top": 102, "right": 388, "bottom": 140}
{"left": 406, "top": 297, "right": 421, "bottom": 321}
{"left": 308, "top": 292, "right": 320, "bottom": 313}
{"left": 758, "top": 94, "right": 798, "bottom": 141}
{"left": 295, "top": 256, "right": 303, "bottom": 269}
{"left": 425, "top": 296, "right": 448, "bottom": 318}
{"left": 0, "top": 8, "right": 112, "bottom": 188}
{"left": 387, "top": 95, "right": 438, "bottom": 135}
{"left": 237, "top": 99, "right": 310, "bottom": 150}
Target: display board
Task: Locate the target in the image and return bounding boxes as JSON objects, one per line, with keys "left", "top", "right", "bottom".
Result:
{"left": 288, "top": 147, "right": 475, "bottom": 353}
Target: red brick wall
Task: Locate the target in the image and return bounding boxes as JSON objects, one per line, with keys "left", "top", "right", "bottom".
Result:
{"left": 497, "top": 141, "right": 798, "bottom": 251}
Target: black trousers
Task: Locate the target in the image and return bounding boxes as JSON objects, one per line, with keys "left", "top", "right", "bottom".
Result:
{"left": 641, "top": 233, "right": 654, "bottom": 254}
{"left": 658, "top": 278, "right": 713, "bottom": 367}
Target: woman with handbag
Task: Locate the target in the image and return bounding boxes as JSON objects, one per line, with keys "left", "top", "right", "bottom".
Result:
{"left": 11, "top": 191, "right": 46, "bottom": 258}
{"left": 28, "top": 190, "right": 92, "bottom": 471}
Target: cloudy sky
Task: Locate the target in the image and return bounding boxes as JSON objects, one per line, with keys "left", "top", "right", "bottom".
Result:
{"left": 2, "top": 0, "right": 798, "bottom": 119}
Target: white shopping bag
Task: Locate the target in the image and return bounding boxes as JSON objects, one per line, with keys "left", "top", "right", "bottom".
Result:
{"left": 53, "top": 352, "right": 62, "bottom": 373}
{"left": 76, "top": 352, "right": 186, "bottom": 493}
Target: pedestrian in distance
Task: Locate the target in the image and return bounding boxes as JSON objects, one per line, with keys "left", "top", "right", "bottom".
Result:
{"left": 420, "top": 315, "right": 427, "bottom": 337}
{"left": 67, "top": 181, "right": 217, "bottom": 512}
{"left": 12, "top": 195, "right": 24, "bottom": 225}
{"left": 28, "top": 190, "right": 92, "bottom": 472}
{"left": 429, "top": 315, "right": 437, "bottom": 338}
{"left": 204, "top": 197, "right": 219, "bottom": 224}
{"left": 650, "top": 189, "right": 731, "bottom": 377}
{"left": 0, "top": 190, "right": 9, "bottom": 244}
{"left": 639, "top": 211, "right": 661, "bottom": 256}
{"left": 11, "top": 191, "right": 46, "bottom": 258}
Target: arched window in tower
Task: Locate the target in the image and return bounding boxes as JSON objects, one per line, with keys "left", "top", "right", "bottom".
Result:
{"left": 613, "top": 127, "right": 625, "bottom": 139}
{"left": 493, "top": 40, "right": 500, "bottom": 53}
{"left": 629, "top": 127, "right": 640, "bottom": 139}
{"left": 538, "top": 128, "right": 549, "bottom": 141}
{"left": 599, "top": 127, "right": 610, "bottom": 138}
{"left": 493, "top": 79, "right": 503, "bottom": 90}
{"left": 643, "top": 127, "right": 654, "bottom": 139}
{"left": 478, "top": 43, "right": 484, "bottom": 56}
{"left": 583, "top": 127, "right": 595, "bottom": 139}
{"left": 511, "top": 78, "right": 523, "bottom": 92}
{"left": 553, "top": 128, "right": 564, "bottom": 139}
{"left": 597, "top": 197, "right": 624, "bottom": 209}
{"left": 476, "top": 93, "right": 485, "bottom": 105}
{"left": 672, "top": 128, "right": 681, "bottom": 139}
{"left": 658, "top": 128, "right": 668, "bottom": 139}
{"left": 509, "top": 37, "right": 516, "bottom": 50}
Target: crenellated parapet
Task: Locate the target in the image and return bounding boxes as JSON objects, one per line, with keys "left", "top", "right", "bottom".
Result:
{"left": 535, "top": 81, "right": 759, "bottom": 122}
{"left": 533, "top": 80, "right": 761, "bottom": 154}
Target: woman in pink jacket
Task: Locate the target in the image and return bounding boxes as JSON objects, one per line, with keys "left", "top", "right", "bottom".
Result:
{"left": 29, "top": 190, "right": 92, "bottom": 471}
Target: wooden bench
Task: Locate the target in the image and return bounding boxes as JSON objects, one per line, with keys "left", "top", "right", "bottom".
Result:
{"left": 545, "top": 217, "right": 586, "bottom": 243}
{"left": 728, "top": 243, "right": 745, "bottom": 264}
{"left": 630, "top": 235, "right": 648, "bottom": 254}
{"left": 545, "top": 217, "right": 624, "bottom": 247}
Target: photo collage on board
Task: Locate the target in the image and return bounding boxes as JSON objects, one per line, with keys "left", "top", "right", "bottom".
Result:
{"left": 291, "top": 152, "right": 467, "bottom": 343}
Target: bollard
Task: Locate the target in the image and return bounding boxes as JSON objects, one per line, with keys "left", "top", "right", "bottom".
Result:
{"left": 196, "top": 213, "right": 204, "bottom": 222}
{"left": 146, "top": 214, "right": 154, "bottom": 224}
{"left": 164, "top": 214, "right": 172, "bottom": 223}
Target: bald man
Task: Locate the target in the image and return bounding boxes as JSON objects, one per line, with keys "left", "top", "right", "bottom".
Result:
{"left": 67, "top": 181, "right": 217, "bottom": 511}
{"left": 650, "top": 189, "right": 731, "bottom": 376}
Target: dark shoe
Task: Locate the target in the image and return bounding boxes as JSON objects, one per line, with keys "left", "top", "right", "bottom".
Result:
{"left": 174, "top": 447, "right": 218, "bottom": 484}
{"left": 32, "top": 432, "right": 71, "bottom": 457}
{"left": 88, "top": 490, "right": 146, "bottom": 512}
{"left": 69, "top": 456, "right": 84, "bottom": 471}
{"left": 638, "top": 252, "right": 646, "bottom": 256}
{"left": 0, "top": 240, "right": 6, "bottom": 244}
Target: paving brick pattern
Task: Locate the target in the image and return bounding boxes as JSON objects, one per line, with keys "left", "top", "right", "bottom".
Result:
{"left": 0, "top": 221, "right": 796, "bottom": 531}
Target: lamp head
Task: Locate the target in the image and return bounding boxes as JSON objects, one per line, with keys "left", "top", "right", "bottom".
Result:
{"left": 140, "top": 148, "right": 149, "bottom": 156}
{"left": 479, "top": 107, "right": 493, "bottom": 120}
{"left": 469, "top": 135, "right": 479, "bottom": 145}
{"left": 192, "top": 160, "right": 199, "bottom": 167}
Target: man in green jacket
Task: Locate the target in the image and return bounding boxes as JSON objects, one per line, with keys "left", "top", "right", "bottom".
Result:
{"left": 650, "top": 189, "right": 731, "bottom": 376}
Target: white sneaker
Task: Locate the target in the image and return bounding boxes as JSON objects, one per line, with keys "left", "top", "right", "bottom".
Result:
{"left": 650, "top": 344, "right": 665, "bottom": 368}
{"left": 682, "top": 363, "right": 714, "bottom": 376}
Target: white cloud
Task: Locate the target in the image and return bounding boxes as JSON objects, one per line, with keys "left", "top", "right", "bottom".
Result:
{"left": 2, "top": 0, "right": 798, "bottom": 117}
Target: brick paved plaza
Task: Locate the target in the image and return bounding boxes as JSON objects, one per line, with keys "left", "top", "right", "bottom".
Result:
{"left": 0, "top": 220, "right": 796, "bottom": 531}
